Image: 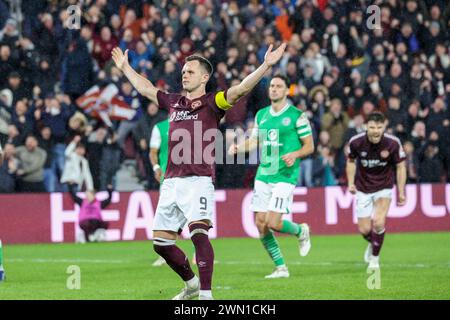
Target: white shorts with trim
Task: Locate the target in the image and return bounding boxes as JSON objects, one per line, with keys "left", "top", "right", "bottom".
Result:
{"left": 250, "top": 180, "right": 296, "bottom": 214}
{"left": 356, "top": 188, "right": 392, "bottom": 218}
{"left": 153, "top": 176, "right": 215, "bottom": 232}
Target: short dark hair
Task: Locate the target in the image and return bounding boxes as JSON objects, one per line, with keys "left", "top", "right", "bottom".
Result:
{"left": 367, "top": 112, "right": 386, "bottom": 123}
{"left": 185, "top": 55, "right": 213, "bottom": 77}
{"left": 271, "top": 74, "right": 290, "bottom": 88}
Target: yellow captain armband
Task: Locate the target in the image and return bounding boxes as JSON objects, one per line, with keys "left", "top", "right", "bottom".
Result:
{"left": 215, "top": 91, "right": 233, "bottom": 110}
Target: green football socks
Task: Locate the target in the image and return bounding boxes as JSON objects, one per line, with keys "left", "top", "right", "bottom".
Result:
{"left": 280, "top": 220, "right": 302, "bottom": 237}
{"left": 261, "top": 232, "right": 285, "bottom": 267}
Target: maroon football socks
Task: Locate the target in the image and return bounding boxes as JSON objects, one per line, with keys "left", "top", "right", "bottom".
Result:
{"left": 189, "top": 223, "right": 214, "bottom": 290}
{"left": 153, "top": 240, "right": 195, "bottom": 282}
{"left": 371, "top": 229, "right": 385, "bottom": 256}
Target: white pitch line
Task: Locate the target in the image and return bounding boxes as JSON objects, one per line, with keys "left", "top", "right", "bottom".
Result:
{"left": 8, "top": 258, "right": 128, "bottom": 264}
{"left": 7, "top": 258, "right": 450, "bottom": 269}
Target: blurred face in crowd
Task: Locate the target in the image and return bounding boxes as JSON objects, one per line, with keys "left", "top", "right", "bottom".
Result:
{"left": 121, "top": 82, "right": 132, "bottom": 96}
{"left": 313, "top": 91, "right": 325, "bottom": 104}
{"left": 81, "top": 26, "right": 92, "bottom": 41}
{"left": 86, "top": 190, "right": 96, "bottom": 203}
{"left": 286, "top": 62, "right": 297, "bottom": 76}
{"left": 0, "top": 45, "right": 10, "bottom": 60}
{"left": 406, "top": 0, "right": 417, "bottom": 12}
{"left": 390, "top": 63, "right": 402, "bottom": 77}
{"left": 195, "top": 4, "right": 207, "bottom": 19}
{"left": 4, "top": 143, "right": 15, "bottom": 158}
{"left": 41, "top": 127, "right": 51, "bottom": 140}
{"left": 362, "top": 101, "right": 375, "bottom": 115}
{"left": 181, "top": 60, "right": 210, "bottom": 92}
{"left": 100, "top": 26, "right": 111, "bottom": 41}
{"left": 413, "top": 121, "right": 426, "bottom": 138}
{"left": 8, "top": 75, "right": 21, "bottom": 88}
{"left": 319, "top": 130, "right": 330, "bottom": 145}
{"left": 164, "top": 25, "right": 174, "bottom": 39}
{"left": 136, "top": 41, "right": 146, "bottom": 55}
{"left": 435, "top": 44, "right": 446, "bottom": 56}
{"left": 336, "top": 44, "right": 347, "bottom": 58}
{"left": 432, "top": 98, "right": 444, "bottom": 112}
{"left": 268, "top": 77, "right": 289, "bottom": 103}
{"left": 388, "top": 96, "right": 401, "bottom": 109}
{"left": 40, "top": 59, "right": 50, "bottom": 70}
{"left": 353, "top": 114, "right": 364, "bottom": 128}
{"left": 396, "top": 42, "right": 407, "bottom": 55}
{"left": 42, "top": 13, "right": 53, "bottom": 29}
{"left": 366, "top": 120, "right": 386, "bottom": 144}
{"left": 147, "top": 102, "right": 158, "bottom": 116}
{"left": 330, "top": 99, "right": 342, "bottom": 114}
{"left": 401, "top": 23, "right": 413, "bottom": 37}
{"left": 323, "top": 7, "right": 334, "bottom": 21}
{"left": 8, "top": 124, "right": 18, "bottom": 138}
{"left": 110, "top": 14, "right": 121, "bottom": 30}
{"left": 95, "top": 128, "right": 107, "bottom": 142}
{"left": 403, "top": 141, "right": 414, "bottom": 155}
{"left": 430, "top": 23, "right": 440, "bottom": 37}
{"left": 430, "top": 5, "right": 441, "bottom": 19}
{"left": 408, "top": 102, "right": 419, "bottom": 117}
{"left": 25, "top": 136, "right": 38, "bottom": 151}
{"left": 15, "top": 100, "right": 27, "bottom": 116}
{"left": 75, "top": 144, "right": 86, "bottom": 157}
{"left": 323, "top": 74, "right": 335, "bottom": 87}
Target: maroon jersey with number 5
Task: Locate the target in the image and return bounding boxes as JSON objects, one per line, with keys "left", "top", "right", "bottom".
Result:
{"left": 347, "top": 132, "right": 406, "bottom": 193}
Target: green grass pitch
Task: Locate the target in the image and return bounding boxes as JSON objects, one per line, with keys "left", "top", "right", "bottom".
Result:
{"left": 1, "top": 232, "right": 449, "bottom": 300}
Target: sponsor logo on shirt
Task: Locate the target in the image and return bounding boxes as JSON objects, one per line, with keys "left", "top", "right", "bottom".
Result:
{"left": 169, "top": 110, "right": 199, "bottom": 122}
{"left": 360, "top": 159, "right": 388, "bottom": 168}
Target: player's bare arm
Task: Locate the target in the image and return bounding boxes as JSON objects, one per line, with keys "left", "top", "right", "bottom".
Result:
{"left": 226, "top": 43, "right": 287, "bottom": 105}
{"left": 149, "top": 147, "right": 162, "bottom": 183}
{"left": 281, "top": 135, "right": 314, "bottom": 167}
{"left": 396, "top": 160, "right": 407, "bottom": 205}
{"left": 228, "top": 136, "right": 258, "bottom": 155}
{"left": 346, "top": 158, "right": 357, "bottom": 194}
{"left": 111, "top": 47, "right": 158, "bottom": 103}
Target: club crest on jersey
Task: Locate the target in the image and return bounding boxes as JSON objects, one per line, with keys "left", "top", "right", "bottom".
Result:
{"left": 380, "top": 150, "right": 390, "bottom": 158}
{"left": 282, "top": 117, "right": 291, "bottom": 126}
{"left": 361, "top": 151, "right": 367, "bottom": 157}
{"left": 191, "top": 100, "right": 202, "bottom": 110}
{"left": 268, "top": 129, "right": 278, "bottom": 141}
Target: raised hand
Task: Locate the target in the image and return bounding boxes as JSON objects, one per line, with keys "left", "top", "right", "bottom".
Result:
{"left": 264, "top": 42, "right": 287, "bottom": 67}
{"left": 111, "top": 47, "right": 129, "bottom": 71}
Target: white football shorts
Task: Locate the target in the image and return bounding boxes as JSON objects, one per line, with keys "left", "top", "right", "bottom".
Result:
{"left": 250, "top": 180, "right": 296, "bottom": 214}
{"left": 356, "top": 188, "right": 392, "bottom": 218}
{"left": 153, "top": 176, "right": 215, "bottom": 232}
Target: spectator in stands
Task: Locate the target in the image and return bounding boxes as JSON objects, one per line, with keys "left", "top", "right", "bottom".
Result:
{"left": 60, "top": 135, "right": 93, "bottom": 192}
{"left": 133, "top": 101, "right": 167, "bottom": 189}
{"left": 99, "top": 129, "right": 121, "bottom": 190}
{"left": 38, "top": 126, "right": 55, "bottom": 192}
{"left": 321, "top": 98, "right": 349, "bottom": 151}
{"left": 0, "top": 0, "right": 448, "bottom": 190}
{"left": 69, "top": 183, "right": 112, "bottom": 243}
{"left": 0, "top": 143, "right": 18, "bottom": 193}
{"left": 15, "top": 135, "right": 46, "bottom": 192}
{"left": 60, "top": 37, "right": 94, "bottom": 100}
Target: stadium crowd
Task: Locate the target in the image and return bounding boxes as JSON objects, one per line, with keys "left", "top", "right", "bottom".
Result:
{"left": 0, "top": 0, "right": 449, "bottom": 193}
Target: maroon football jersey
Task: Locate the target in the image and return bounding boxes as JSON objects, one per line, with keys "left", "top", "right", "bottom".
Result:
{"left": 156, "top": 90, "right": 227, "bottom": 180}
{"left": 348, "top": 132, "right": 406, "bottom": 193}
